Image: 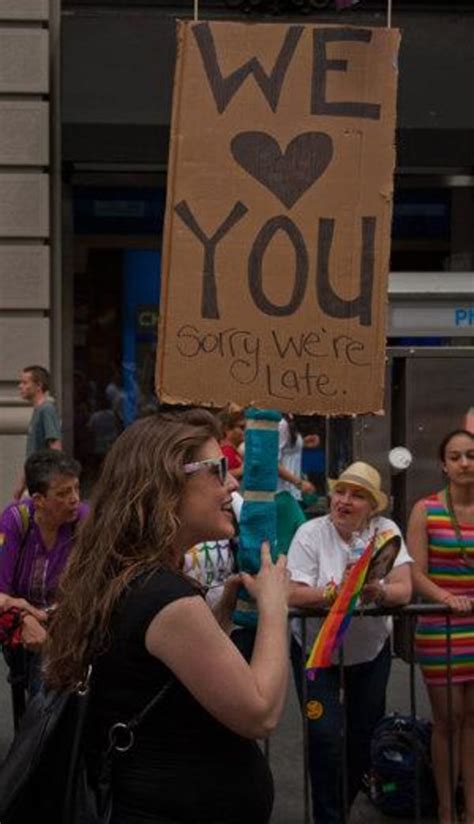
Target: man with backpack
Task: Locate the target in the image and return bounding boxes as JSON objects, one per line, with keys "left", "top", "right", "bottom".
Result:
{"left": 0, "top": 450, "right": 88, "bottom": 720}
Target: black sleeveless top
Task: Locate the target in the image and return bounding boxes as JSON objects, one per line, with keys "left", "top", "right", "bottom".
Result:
{"left": 87, "top": 569, "right": 273, "bottom": 824}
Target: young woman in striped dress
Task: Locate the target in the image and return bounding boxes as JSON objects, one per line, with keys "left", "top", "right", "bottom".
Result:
{"left": 408, "top": 429, "right": 474, "bottom": 824}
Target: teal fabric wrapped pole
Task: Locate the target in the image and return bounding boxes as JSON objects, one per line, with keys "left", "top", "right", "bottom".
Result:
{"left": 233, "top": 408, "right": 281, "bottom": 628}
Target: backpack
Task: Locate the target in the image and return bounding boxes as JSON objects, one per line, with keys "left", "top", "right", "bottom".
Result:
{"left": 367, "top": 713, "right": 437, "bottom": 818}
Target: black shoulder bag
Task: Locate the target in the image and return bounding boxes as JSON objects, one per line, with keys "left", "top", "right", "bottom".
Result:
{"left": 0, "top": 664, "right": 173, "bottom": 824}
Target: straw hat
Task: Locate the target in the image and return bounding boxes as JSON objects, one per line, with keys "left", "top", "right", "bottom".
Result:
{"left": 328, "top": 461, "right": 388, "bottom": 513}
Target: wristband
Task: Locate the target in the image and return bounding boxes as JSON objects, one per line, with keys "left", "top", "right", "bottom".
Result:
{"left": 323, "top": 581, "right": 338, "bottom": 606}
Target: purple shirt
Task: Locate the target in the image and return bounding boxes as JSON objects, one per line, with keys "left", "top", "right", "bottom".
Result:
{"left": 0, "top": 499, "right": 88, "bottom": 607}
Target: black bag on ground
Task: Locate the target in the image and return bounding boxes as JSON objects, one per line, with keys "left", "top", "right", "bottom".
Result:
{"left": 367, "top": 712, "right": 437, "bottom": 818}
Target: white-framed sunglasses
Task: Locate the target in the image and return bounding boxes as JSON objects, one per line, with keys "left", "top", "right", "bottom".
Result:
{"left": 183, "top": 455, "right": 228, "bottom": 485}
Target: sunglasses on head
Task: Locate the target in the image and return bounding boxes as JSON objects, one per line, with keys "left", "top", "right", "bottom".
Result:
{"left": 183, "top": 455, "right": 228, "bottom": 485}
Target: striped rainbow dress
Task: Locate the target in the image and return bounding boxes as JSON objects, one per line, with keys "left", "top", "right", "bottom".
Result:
{"left": 415, "top": 494, "right": 474, "bottom": 686}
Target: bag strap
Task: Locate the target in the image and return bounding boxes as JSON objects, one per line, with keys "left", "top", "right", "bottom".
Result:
{"left": 63, "top": 668, "right": 95, "bottom": 823}
{"left": 11, "top": 504, "right": 33, "bottom": 595}
{"left": 129, "top": 678, "right": 174, "bottom": 730}
{"left": 106, "top": 676, "right": 174, "bottom": 754}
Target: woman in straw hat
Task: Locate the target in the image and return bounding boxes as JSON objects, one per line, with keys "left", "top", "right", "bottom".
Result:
{"left": 287, "top": 461, "right": 412, "bottom": 824}
{"left": 408, "top": 428, "right": 474, "bottom": 824}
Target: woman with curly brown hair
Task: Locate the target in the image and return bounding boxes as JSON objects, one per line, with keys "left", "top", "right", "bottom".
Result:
{"left": 45, "top": 408, "right": 288, "bottom": 824}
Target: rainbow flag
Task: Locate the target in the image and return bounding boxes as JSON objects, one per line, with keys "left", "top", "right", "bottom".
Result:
{"left": 306, "top": 534, "right": 376, "bottom": 677}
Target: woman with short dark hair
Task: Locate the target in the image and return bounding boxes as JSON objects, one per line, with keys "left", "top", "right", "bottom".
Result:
{"left": 0, "top": 449, "right": 87, "bottom": 696}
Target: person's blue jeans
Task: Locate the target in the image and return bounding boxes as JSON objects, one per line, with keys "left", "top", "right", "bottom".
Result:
{"left": 292, "top": 638, "right": 392, "bottom": 824}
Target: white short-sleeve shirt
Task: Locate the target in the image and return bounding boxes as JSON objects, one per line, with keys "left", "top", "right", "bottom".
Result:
{"left": 277, "top": 418, "right": 304, "bottom": 501}
{"left": 287, "top": 514, "right": 412, "bottom": 665}
{"left": 183, "top": 492, "right": 242, "bottom": 608}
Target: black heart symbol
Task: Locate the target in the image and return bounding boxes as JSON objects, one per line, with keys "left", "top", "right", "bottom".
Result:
{"left": 231, "top": 131, "right": 333, "bottom": 209}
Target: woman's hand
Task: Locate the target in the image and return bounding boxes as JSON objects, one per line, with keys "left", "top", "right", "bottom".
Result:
{"left": 0, "top": 593, "right": 28, "bottom": 612}
{"left": 0, "top": 593, "right": 16, "bottom": 612}
{"left": 441, "top": 592, "right": 472, "bottom": 614}
{"left": 0, "top": 593, "right": 47, "bottom": 622}
{"left": 361, "top": 581, "right": 386, "bottom": 605}
{"left": 212, "top": 574, "right": 242, "bottom": 631}
{"left": 20, "top": 614, "right": 48, "bottom": 651}
{"left": 220, "top": 573, "right": 242, "bottom": 609}
{"left": 241, "top": 542, "right": 289, "bottom": 615}
{"left": 300, "top": 479, "right": 315, "bottom": 496}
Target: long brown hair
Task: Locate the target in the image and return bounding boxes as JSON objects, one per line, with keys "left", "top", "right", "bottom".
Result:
{"left": 45, "top": 408, "right": 220, "bottom": 689}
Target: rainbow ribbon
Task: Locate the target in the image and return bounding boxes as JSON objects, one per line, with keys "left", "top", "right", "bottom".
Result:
{"left": 306, "top": 534, "right": 377, "bottom": 677}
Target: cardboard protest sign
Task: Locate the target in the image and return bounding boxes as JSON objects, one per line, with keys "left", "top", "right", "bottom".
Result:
{"left": 156, "top": 21, "right": 400, "bottom": 414}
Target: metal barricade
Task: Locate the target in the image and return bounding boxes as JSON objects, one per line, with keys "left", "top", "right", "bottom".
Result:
{"left": 268, "top": 603, "right": 456, "bottom": 824}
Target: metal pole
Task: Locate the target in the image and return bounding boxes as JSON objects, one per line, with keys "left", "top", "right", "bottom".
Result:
{"left": 446, "top": 613, "right": 456, "bottom": 824}
{"left": 408, "top": 613, "right": 421, "bottom": 823}
{"left": 301, "top": 618, "right": 311, "bottom": 824}
{"left": 387, "top": 0, "right": 392, "bottom": 28}
{"left": 339, "top": 645, "right": 348, "bottom": 822}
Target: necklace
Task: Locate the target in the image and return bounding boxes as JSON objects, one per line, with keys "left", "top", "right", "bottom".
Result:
{"left": 445, "top": 485, "right": 474, "bottom": 568}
